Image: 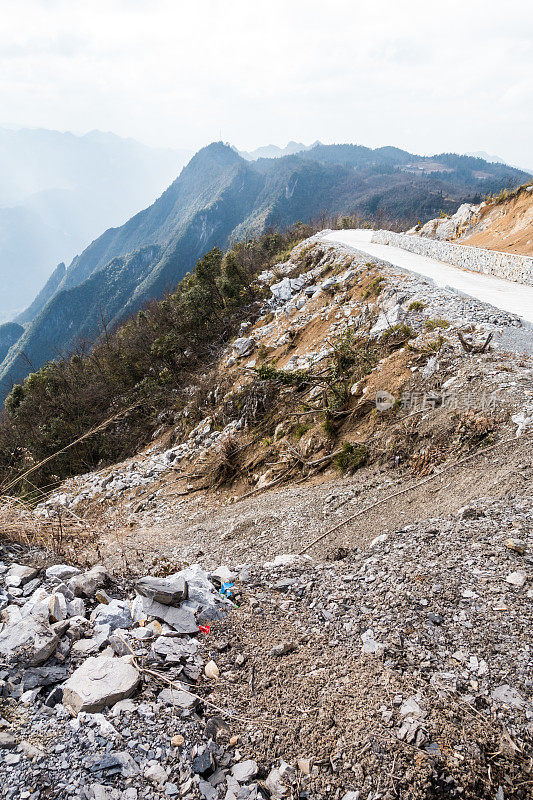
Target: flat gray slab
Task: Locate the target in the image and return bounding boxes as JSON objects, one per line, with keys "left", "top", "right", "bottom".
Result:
{"left": 62, "top": 655, "right": 140, "bottom": 714}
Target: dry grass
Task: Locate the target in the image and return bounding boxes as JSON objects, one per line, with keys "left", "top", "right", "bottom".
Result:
{"left": 0, "top": 495, "right": 92, "bottom": 557}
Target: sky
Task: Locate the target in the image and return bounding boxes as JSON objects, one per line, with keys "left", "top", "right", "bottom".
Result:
{"left": 1, "top": 0, "right": 532, "bottom": 167}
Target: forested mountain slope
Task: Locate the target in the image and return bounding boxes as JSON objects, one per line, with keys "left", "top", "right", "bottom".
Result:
{"left": 0, "top": 141, "right": 528, "bottom": 400}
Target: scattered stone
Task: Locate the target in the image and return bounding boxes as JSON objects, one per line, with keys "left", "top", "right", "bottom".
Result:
{"left": 361, "top": 630, "right": 384, "bottom": 657}
{"left": 6, "top": 564, "right": 39, "bottom": 586}
{"left": 133, "top": 595, "right": 198, "bottom": 634}
{"left": 204, "top": 659, "right": 220, "bottom": 679}
{"left": 265, "top": 760, "right": 294, "bottom": 799}
{"left": 192, "top": 748, "right": 214, "bottom": 775}
{"left": 430, "top": 672, "right": 457, "bottom": 692}
{"left": 91, "top": 600, "right": 132, "bottom": 631}
{"left": 67, "top": 597, "right": 86, "bottom": 617}
{"left": 232, "top": 337, "right": 255, "bottom": 357}
{"left": 270, "top": 641, "right": 297, "bottom": 657}
{"left": 505, "top": 571, "right": 527, "bottom": 587}
{"left": 0, "top": 615, "right": 59, "bottom": 666}
{"left": 45, "top": 564, "right": 81, "bottom": 580}
{"left": 48, "top": 592, "right": 68, "bottom": 623}
{"left": 69, "top": 565, "right": 111, "bottom": 598}
{"left": 22, "top": 665, "right": 69, "bottom": 689}
{"left": 210, "top": 566, "right": 236, "bottom": 584}
{"left": 232, "top": 760, "right": 258, "bottom": 782}
{"left": 297, "top": 758, "right": 311, "bottom": 775}
{"left": 0, "top": 732, "right": 16, "bottom": 749}
{"left": 144, "top": 762, "right": 168, "bottom": 785}
{"left": 505, "top": 538, "right": 526, "bottom": 555}
{"left": 491, "top": 685, "right": 525, "bottom": 709}
{"left": 158, "top": 687, "right": 198, "bottom": 709}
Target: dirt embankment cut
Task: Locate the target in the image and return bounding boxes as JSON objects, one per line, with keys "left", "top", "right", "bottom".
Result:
{"left": 460, "top": 188, "right": 533, "bottom": 256}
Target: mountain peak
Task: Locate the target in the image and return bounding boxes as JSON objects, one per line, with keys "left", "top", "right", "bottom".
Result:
{"left": 185, "top": 141, "right": 243, "bottom": 171}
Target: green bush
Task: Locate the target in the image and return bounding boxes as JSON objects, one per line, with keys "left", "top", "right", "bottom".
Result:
{"left": 424, "top": 318, "right": 450, "bottom": 331}
{"left": 0, "top": 226, "right": 308, "bottom": 491}
{"left": 380, "top": 324, "right": 415, "bottom": 347}
{"left": 362, "top": 277, "right": 385, "bottom": 299}
{"left": 335, "top": 442, "right": 368, "bottom": 472}
{"left": 255, "top": 364, "right": 310, "bottom": 387}
{"left": 292, "top": 422, "right": 310, "bottom": 440}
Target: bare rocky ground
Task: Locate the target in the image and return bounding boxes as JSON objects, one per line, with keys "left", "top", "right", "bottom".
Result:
{"left": 0, "top": 489, "right": 531, "bottom": 800}
{"left": 1, "top": 236, "right": 532, "bottom": 799}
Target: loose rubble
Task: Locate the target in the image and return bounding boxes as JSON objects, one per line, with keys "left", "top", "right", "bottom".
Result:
{"left": 33, "top": 235, "right": 533, "bottom": 523}
{"left": 1, "top": 490, "right": 532, "bottom": 798}
{"left": 2, "top": 231, "right": 532, "bottom": 798}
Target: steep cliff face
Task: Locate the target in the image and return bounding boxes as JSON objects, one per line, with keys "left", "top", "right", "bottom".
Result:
{"left": 55, "top": 143, "right": 249, "bottom": 295}
{"left": 0, "top": 145, "right": 262, "bottom": 398}
{"left": 0, "top": 246, "right": 162, "bottom": 401}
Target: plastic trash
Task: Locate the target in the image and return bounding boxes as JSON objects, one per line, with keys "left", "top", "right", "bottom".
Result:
{"left": 198, "top": 624, "right": 210, "bottom": 635}
{"left": 219, "top": 582, "right": 234, "bottom": 598}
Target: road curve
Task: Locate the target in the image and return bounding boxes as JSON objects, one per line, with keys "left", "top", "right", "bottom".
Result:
{"left": 321, "top": 229, "right": 533, "bottom": 325}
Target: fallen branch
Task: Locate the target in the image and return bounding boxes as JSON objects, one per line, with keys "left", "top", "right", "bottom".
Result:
{"left": 458, "top": 331, "right": 493, "bottom": 354}
{"left": 235, "top": 468, "right": 292, "bottom": 502}
{"left": 299, "top": 433, "right": 531, "bottom": 554}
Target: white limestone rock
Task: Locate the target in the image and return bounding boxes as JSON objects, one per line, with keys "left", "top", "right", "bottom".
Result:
{"left": 63, "top": 655, "right": 140, "bottom": 715}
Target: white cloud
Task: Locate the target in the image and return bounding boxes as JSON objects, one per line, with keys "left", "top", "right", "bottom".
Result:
{"left": 0, "top": 0, "right": 531, "bottom": 167}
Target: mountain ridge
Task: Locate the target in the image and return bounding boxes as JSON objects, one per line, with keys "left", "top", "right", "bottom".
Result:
{"left": 0, "top": 141, "right": 529, "bottom": 400}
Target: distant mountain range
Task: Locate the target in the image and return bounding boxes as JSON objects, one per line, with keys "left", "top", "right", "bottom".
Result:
{"left": 0, "top": 140, "right": 529, "bottom": 400}
{"left": 237, "top": 141, "right": 317, "bottom": 160}
{"left": 466, "top": 151, "right": 507, "bottom": 165}
{"left": 0, "top": 127, "right": 192, "bottom": 321}
{"left": 466, "top": 151, "right": 533, "bottom": 174}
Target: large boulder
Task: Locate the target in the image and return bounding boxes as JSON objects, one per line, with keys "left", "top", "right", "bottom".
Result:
{"left": 45, "top": 564, "right": 81, "bottom": 581}
{"left": 134, "top": 576, "right": 187, "bottom": 606}
{"left": 162, "top": 564, "right": 233, "bottom": 621}
{"left": 0, "top": 616, "right": 59, "bottom": 666}
{"left": 62, "top": 655, "right": 140, "bottom": 715}
{"left": 91, "top": 599, "right": 132, "bottom": 631}
{"left": 231, "top": 337, "right": 255, "bottom": 358}
{"left": 132, "top": 595, "right": 198, "bottom": 634}
{"left": 270, "top": 277, "right": 293, "bottom": 302}
{"left": 68, "top": 565, "right": 111, "bottom": 598}
{"left": 5, "top": 564, "right": 39, "bottom": 588}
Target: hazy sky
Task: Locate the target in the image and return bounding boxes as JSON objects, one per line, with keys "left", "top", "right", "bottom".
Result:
{"left": 2, "top": 0, "right": 532, "bottom": 166}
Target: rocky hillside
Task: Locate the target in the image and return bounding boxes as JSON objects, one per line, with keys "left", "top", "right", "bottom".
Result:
{"left": 1, "top": 225, "right": 532, "bottom": 799}
{"left": 1, "top": 143, "right": 528, "bottom": 402}
{"left": 0, "top": 205, "right": 533, "bottom": 800}
{"left": 412, "top": 181, "right": 533, "bottom": 256}
{"left": 459, "top": 185, "right": 533, "bottom": 256}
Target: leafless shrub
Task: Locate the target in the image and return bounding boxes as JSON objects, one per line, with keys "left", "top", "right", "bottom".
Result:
{"left": 0, "top": 496, "right": 92, "bottom": 557}
{"left": 210, "top": 436, "right": 242, "bottom": 487}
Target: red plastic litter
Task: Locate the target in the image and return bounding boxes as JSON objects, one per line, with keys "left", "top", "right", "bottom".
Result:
{"left": 198, "top": 624, "right": 210, "bottom": 634}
